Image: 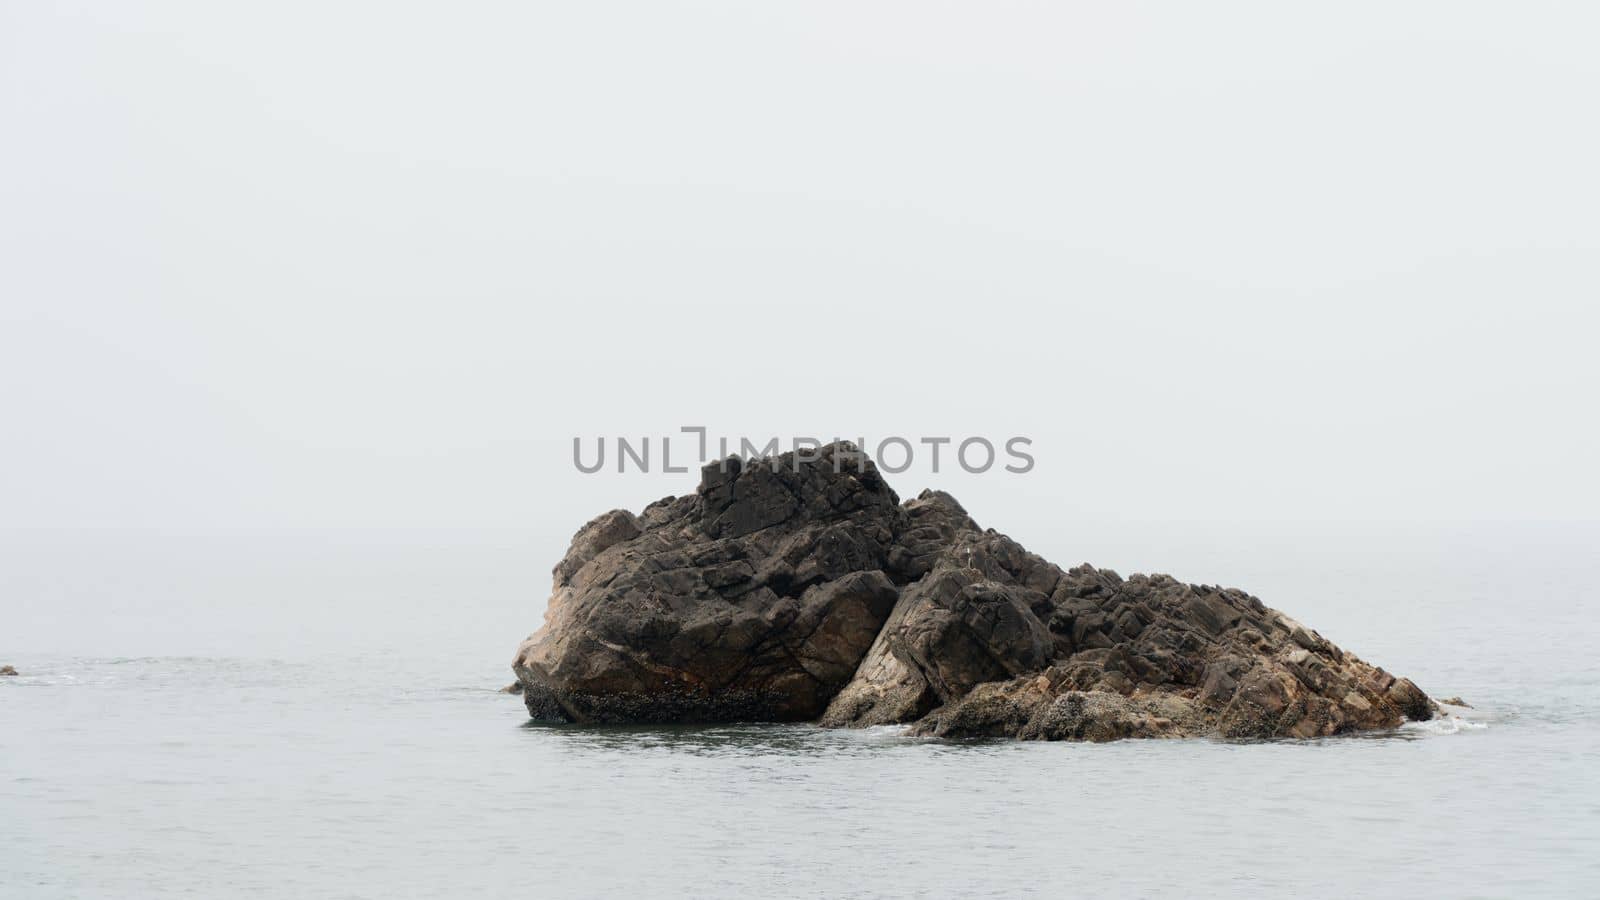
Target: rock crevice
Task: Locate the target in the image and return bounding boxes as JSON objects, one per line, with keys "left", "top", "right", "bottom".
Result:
{"left": 512, "top": 443, "right": 1434, "bottom": 740}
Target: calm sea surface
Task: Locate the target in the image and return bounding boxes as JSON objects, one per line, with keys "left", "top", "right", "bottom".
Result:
{"left": 4, "top": 524, "right": 1598, "bottom": 898}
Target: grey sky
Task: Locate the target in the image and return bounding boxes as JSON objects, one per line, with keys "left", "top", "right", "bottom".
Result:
{"left": 3, "top": 1, "right": 1596, "bottom": 544}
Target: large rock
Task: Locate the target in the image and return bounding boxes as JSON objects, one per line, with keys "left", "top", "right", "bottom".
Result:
{"left": 513, "top": 442, "right": 1435, "bottom": 740}
{"left": 513, "top": 444, "right": 904, "bottom": 723}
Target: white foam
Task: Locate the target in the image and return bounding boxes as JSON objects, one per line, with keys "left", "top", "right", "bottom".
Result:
{"left": 1402, "top": 714, "right": 1488, "bottom": 735}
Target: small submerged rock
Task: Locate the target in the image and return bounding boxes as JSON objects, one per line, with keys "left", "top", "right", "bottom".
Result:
{"left": 510, "top": 442, "right": 1436, "bottom": 742}
{"left": 1438, "top": 695, "right": 1473, "bottom": 708}
{"left": 499, "top": 681, "right": 524, "bottom": 695}
{"left": 0, "top": 665, "right": 17, "bottom": 677}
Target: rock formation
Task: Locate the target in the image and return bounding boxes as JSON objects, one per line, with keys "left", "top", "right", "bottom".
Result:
{"left": 512, "top": 443, "right": 1434, "bottom": 741}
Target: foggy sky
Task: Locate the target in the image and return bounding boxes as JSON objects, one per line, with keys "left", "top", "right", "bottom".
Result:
{"left": 3, "top": 1, "right": 1597, "bottom": 548}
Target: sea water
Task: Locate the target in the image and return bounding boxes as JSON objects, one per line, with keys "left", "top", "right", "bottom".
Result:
{"left": 3, "top": 524, "right": 1597, "bottom": 898}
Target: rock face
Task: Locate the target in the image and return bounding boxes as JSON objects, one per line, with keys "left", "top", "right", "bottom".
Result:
{"left": 512, "top": 443, "right": 1435, "bottom": 740}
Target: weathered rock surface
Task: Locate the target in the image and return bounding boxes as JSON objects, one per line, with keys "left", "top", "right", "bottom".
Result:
{"left": 512, "top": 442, "right": 1435, "bottom": 740}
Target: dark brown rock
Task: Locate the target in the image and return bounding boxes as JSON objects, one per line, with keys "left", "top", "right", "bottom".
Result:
{"left": 0, "top": 665, "right": 16, "bottom": 677}
{"left": 512, "top": 442, "right": 1436, "bottom": 740}
{"left": 513, "top": 443, "right": 904, "bottom": 723}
